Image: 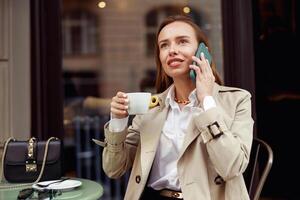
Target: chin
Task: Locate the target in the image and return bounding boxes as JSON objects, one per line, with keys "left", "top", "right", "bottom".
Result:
{"left": 164, "top": 65, "right": 189, "bottom": 76}
{"left": 168, "top": 71, "right": 190, "bottom": 79}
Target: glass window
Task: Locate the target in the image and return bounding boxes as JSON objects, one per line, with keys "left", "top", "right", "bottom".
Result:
{"left": 62, "top": 10, "right": 99, "bottom": 55}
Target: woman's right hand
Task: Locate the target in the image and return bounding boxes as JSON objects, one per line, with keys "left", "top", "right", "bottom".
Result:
{"left": 110, "top": 91, "right": 129, "bottom": 119}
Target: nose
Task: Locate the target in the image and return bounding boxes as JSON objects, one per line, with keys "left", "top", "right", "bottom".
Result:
{"left": 169, "top": 44, "right": 178, "bottom": 56}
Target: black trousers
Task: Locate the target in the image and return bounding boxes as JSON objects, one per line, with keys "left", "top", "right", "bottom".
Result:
{"left": 140, "top": 187, "right": 183, "bottom": 200}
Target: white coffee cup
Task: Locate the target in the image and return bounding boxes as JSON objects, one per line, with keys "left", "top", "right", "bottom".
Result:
{"left": 127, "top": 92, "right": 151, "bottom": 115}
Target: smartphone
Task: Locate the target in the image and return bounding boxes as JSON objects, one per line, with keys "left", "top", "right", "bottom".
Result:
{"left": 189, "top": 42, "right": 212, "bottom": 80}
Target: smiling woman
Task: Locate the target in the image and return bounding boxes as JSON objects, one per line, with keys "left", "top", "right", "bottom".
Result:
{"left": 58, "top": 0, "right": 227, "bottom": 199}
{"left": 99, "top": 15, "right": 254, "bottom": 200}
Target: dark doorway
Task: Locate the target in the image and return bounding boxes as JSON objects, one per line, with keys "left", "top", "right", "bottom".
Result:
{"left": 253, "top": 0, "right": 299, "bottom": 199}
{"left": 30, "top": 0, "right": 64, "bottom": 140}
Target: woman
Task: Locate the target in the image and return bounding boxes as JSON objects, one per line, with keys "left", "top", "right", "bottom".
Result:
{"left": 100, "top": 15, "right": 254, "bottom": 200}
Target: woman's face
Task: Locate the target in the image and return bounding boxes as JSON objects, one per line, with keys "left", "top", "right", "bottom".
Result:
{"left": 158, "top": 21, "right": 198, "bottom": 79}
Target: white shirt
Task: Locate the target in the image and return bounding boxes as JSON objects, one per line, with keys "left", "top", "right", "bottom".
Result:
{"left": 109, "top": 86, "right": 216, "bottom": 190}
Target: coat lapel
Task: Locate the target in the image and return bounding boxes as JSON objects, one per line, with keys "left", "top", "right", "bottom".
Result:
{"left": 178, "top": 83, "right": 220, "bottom": 160}
{"left": 178, "top": 120, "right": 199, "bottom": 160}
{"left": 140, "top": 90, "right": 170, "bottom": 176}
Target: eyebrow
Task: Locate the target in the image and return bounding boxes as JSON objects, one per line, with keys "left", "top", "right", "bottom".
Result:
{"left": 158, "top": 35, "right": 191, "bottom": 44}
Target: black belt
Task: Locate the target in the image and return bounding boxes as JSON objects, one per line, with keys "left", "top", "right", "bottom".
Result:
{"left": 141, "top": 187, "right": 183, "bottom": 200}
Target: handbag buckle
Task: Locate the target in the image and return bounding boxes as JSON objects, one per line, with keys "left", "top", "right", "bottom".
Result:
{"left": 26, "top": 137, "right": 37, "bottom": 172}
{"left": 27, "top": 137, "right": 36, "bottom": 158}
{"left": 26, "top": 163, "right": 37, "bottom": 172}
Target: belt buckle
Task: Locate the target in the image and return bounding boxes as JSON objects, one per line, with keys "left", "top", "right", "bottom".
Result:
{"left": 171, "top": 191, "right": 180, "bottom": 198}
{"left": 160, "top": 189, "right": 182, "bottom": 199}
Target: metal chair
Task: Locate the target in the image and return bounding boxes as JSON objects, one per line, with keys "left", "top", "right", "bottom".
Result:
{"left": 73, "top": 115, "right": 130, "bottom": 200}
{"left": 244, "top": 137, "right": 274, "bottom": 200}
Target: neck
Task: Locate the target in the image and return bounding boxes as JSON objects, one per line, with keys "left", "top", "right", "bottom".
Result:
{"left": 173, "top": 78, "right": 195, "bottom": 101}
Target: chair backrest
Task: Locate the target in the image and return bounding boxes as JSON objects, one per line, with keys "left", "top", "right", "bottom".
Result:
{"left": 73, "top": 115, "right": 130, "bottom": 200}
{"left": 244, "top": 137, "right": 274, "bottom": 200}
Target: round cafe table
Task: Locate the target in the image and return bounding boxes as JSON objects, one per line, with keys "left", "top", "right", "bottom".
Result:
{"left": 0, "top": 177, "right": 103, "bottom": 200}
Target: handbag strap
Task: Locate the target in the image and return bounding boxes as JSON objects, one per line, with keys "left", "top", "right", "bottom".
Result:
{"left": 0, "top": 137, "right": 58, "bottom": 189}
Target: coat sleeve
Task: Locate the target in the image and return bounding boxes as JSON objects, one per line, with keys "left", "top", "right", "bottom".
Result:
{"left": 102, "top": 115, "right": 142, "bottom": 179}
{"left": 193, "top": 90, "right": 254, "bottom": 181}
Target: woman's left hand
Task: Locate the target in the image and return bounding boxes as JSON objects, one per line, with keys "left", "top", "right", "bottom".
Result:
{"left": 189, "top": 52, "right": 215, "bottom": 104}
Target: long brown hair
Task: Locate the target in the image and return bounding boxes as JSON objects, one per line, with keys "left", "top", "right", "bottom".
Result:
{"left": 155, "top": 15, "right": 223, "bottom": 93}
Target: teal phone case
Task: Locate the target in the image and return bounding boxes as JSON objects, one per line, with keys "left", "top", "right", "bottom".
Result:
{"left": 189, "top": 42, "right": 212, "bottom": 80}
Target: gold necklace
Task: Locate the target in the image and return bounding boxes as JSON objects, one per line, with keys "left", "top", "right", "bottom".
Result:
{"left": 174, "top": 96, "right": 190, "bottom": 105}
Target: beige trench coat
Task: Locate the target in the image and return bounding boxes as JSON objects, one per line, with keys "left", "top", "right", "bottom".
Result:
{"left": 100, "top": 83, "right": 254, "bottom": 200}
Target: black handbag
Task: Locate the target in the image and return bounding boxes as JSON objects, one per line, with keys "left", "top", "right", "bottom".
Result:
{"left": 1, "top": 137, "right": 62, "bottom": 185}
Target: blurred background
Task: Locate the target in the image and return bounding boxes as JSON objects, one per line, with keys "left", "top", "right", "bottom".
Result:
{"left": 0, "top": 0, "right": 298, "bottom": 199}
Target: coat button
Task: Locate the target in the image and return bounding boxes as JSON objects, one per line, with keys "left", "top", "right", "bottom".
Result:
{"left": 135, "top": 175, "right": 141, "bottom": 184}
{"left": 214, "top": 175, "right": 224, "bottom": 185}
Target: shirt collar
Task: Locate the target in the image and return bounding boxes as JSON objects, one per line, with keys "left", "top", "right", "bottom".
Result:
{"left": 165, "top": 85, "right": 199, "bottom": 109}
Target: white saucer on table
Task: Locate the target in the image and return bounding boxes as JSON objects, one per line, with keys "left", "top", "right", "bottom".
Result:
{"left": 32, "top": 179, "right": 82, "bottom": 191}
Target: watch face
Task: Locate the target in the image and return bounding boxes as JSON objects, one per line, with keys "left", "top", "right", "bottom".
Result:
{"left": 18, "top": 188, "right": 34, "bottom": 199}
